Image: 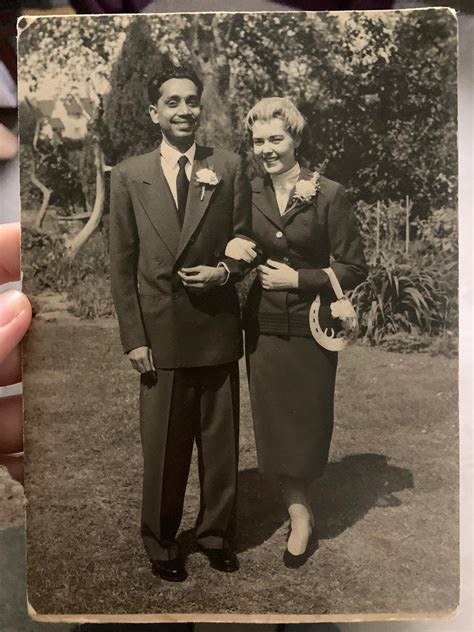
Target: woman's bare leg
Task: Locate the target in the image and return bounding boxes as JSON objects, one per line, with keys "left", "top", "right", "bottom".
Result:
{"left": 280, "top": 476, "right": 314, "bottom": 556}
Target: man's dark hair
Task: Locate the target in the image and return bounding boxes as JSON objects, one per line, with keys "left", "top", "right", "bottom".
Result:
{"left": 147, "top": 64, "right": 204, "bottom": 104}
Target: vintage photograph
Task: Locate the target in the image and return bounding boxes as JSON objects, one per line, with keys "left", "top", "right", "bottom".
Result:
{"left": 18, "top": 8, "right": 458, "bottom": 620}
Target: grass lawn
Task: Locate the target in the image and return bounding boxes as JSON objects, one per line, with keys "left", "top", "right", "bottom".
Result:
{"left": 23, "top": 318, "right": 458, "bottom": 618}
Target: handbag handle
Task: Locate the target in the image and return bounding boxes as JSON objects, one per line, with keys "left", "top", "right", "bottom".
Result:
{"left": 323, "top": 267, "right": 344, "bottom": 300}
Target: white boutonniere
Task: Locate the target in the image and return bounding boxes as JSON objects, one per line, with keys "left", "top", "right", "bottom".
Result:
{"left": 195, "top": 167, "right": 220, "bottom": 200}
{"left": 293, "top": 170, "right": 321, "bottom": 203}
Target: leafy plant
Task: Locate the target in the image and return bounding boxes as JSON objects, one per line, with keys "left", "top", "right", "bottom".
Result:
{"left": 22, "top": 227, "right": 114, "bottom": 319}
{"left": 350, "top": 251, "right": 454, "bottom": 345}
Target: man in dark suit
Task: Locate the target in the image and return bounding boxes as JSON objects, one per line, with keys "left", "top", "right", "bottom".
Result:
{"left": 109, "top": 65, "right": 251, "bottom": 582}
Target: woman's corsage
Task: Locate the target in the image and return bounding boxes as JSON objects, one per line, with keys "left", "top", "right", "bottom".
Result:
{"left": 292, "top": 170, "right": 321, "bottom": 203}
{"left": 195, "top": 167, "right": 220, "bottom": 200}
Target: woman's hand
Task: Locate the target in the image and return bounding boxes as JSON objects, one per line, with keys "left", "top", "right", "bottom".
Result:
{"left": 257, "top": 259, "right": 299, "bottom": 290}
{"left": 224, "top": 237, "right": 258, "bottom": 263}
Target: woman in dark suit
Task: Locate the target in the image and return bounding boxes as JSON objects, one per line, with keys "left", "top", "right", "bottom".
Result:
{"left": 226, "top": 97, "right": 367, "bottom": 567}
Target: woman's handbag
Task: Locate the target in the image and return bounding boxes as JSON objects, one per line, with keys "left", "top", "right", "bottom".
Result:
{"left": 309, "top": 267, "right": 359, "bottom": 352}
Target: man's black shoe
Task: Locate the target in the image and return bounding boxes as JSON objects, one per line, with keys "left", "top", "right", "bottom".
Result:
{"left": 151, "top": 558, "right": 188, "bottom": 582}
{"left": 198, "top": 546, "right": 239, "bottom": 572}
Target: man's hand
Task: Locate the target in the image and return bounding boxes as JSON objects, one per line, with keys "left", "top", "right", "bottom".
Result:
{"left": 224, "top": 237, "right": 258, "bottom": 263}
{"left": 127, "top": 346, "right": 156, "bottom": 374}
{"left": 178, "top": 265, "right": 227, "bottom": 290}
{"left": 257, "top": 259, "right": 299, "bottom": 291}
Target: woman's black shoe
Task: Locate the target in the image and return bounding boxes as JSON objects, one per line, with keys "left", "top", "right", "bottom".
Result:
{"left": 283, "top": 533, "right": 319, "bottom": 569}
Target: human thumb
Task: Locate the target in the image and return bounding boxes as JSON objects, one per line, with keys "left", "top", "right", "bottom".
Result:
{"left": 0, "top": 290, "right": 32, "bottom": 364}
{"left": 0, "top": 124, "right": 18, "bottom": 161}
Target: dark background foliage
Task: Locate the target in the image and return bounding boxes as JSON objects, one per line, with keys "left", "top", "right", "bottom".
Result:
{"left": 97, "top": 11, "right": 457, "bottom": 213}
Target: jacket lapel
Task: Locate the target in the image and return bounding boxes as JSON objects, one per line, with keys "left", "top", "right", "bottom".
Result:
{"left": 134, "top": 147, "right": 181, "bottom": 257}
{"left": 176, "top": 145, "right": 217, "bottom": 262}
{"left": 282, "top": 167, "right": 319, "bottom": 227}
{"left": 252, "top": 176, "right": 284, "bottom": 230}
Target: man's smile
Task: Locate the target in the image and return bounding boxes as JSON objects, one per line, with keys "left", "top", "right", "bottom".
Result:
{"left": 172, "top": 119, "right": 195, "bottom": 128}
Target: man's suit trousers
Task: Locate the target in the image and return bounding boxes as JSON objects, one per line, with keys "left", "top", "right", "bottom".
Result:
{"left": 139, "top": 361, "right": 240, "bottom": 562}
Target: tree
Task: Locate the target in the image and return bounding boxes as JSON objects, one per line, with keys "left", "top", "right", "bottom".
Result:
{"left": 101, "top": 17, "right": 163, "bottom": 164}
{"left": 18, "top": 15, "right": 126, "bottom": 256}
{"left": 18, "top": 100, "right": 85, "bottom": 229}
{"left": 18, "top": 101, "right": 52, "bottom": 228}
{"left": 306, "top": 9, "right": 457, "bottom": 214}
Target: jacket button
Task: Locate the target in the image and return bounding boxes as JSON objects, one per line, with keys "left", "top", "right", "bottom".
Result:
{"left": 155, "top": 257, "right": 162, "bottom": 264}
{"left": 172, "top": 293, "right": 179, "bottom": 301}
{"left": 276, "top": 231, "right": 283, "bottom": 239}
{"left": 214, "top": 250, "right": 220, "bottom": 257}
{"left": 283, "top": 256, "right": 289, "bottom": 263}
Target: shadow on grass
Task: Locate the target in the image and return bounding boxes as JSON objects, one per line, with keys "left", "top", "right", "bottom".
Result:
{"left": 312, "top": 453, "right": 415, "bottom": 540}
{"left": 235, "top": 453, "right": 414, "bottom": 552}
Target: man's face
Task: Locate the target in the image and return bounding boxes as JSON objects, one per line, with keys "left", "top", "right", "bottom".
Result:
{"left": 149, "top": 78, "right": 202, "bottom": 147}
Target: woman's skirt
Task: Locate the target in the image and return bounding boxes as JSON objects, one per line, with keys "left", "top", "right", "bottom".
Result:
{"left": 246, "top": 332, "right": 338, "bottom": 479}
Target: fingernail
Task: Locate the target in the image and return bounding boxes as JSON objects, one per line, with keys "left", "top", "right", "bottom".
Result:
{"left": 0, "top": 290, "right": 27, "bottom": 326}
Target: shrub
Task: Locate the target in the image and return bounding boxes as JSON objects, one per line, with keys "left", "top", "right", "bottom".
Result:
{"left": 350, "top": 203, "right": 457, "bottom": 348}
{"left": 350, "top": 250, "right": 455, "bottom": 345}
{"left": 22, "top": 228, "right": 67, "bottom": 295}
{"left": 380, "top": 331, "right": 457, "bottom": 358}
{"left": 69, "top": 274, "right": 115, "bottom": 319}
{"left": 22, "top": 226, "right": 115, "bottom": 319}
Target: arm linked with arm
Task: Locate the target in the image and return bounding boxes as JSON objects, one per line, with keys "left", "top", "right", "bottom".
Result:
{"left": 218, "top": 155, "right": 254, "bottom": 284}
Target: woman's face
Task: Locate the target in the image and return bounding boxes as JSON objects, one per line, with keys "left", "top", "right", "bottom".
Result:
{"left": 251, "top": 118, "right": 298, "bottom": 176}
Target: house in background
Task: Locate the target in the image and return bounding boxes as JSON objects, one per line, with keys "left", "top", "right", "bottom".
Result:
{"left": 25, "top": 94, "right": 94, "bottom": 142}
{"left": 56, "top": 96, "right": 92, "bottom": 139}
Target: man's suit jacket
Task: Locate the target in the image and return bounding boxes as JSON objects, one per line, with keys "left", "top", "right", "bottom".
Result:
{"left": 244, "top": 169, "right": 368, "bottom": 338}
{"left": 109, "top": 144, "right": 252, "bottom": 368}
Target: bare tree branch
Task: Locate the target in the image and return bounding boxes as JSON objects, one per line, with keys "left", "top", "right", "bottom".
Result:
{"left": 65, "top": 143, "right": 105, "bottom": 257}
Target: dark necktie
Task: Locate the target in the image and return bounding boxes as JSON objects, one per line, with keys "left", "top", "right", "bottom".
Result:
{"left": 176, "top": 155, "right": 189, "bottom": 227}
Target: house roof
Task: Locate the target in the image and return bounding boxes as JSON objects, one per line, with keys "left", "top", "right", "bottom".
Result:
{"left": 80, "top": 98, "right": 94, "bottom": 117}
{"left": 63, "top": 96, "right": 83, "bottom": 116}
{"left": 36, "top": 99, "right": 55, "bottom": 118}
{"left": 50, "top": 118, "right": 65, "bottom": 131}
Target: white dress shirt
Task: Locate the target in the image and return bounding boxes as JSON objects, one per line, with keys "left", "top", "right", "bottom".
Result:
{"left": 160, "top": 137, "right": 196, "bottom": 207}
{"left": 271, "top": 162, "right": 301, "bottom": 215}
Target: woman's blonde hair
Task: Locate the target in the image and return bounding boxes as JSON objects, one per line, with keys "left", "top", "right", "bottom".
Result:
{"left": 245, "top": 97, "right": 306, "bottom": 141}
